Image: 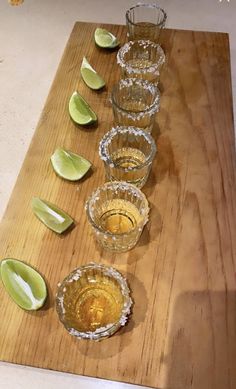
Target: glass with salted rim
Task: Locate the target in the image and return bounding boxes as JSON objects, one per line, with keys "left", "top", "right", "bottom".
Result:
{"left": 126, "top": 3, "right": 167, "bottom": 42}
{"left": 110, "top": 78, "right": 160, "bottom": 134}
{"left": 86, "top": 181, "right": 149, "bottom": 252}
{"left": 117, "top": 40, "right": 165, "bottom": 85}
{"left": 99, "top": 126, "right": 156, "bottom": 188}
{"left": 56, "top": 263, "right": 132, "bottom": 341}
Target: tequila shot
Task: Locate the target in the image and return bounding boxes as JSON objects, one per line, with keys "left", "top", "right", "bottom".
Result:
{"left": 99, "top": 126, "right": 156, "bottom": 188}
{"left": 111, "top": 78, "right": 160, "bottom": 133}
{"left": 56, "top": 263, "right": 132, "bottom": 341}
{"left": 86, "top": 181, "right": 149, "bottom": 252}
{"left": 126, "top": 3, "right": 167, "bottom": 42}
{"left": 117, "top": 40, "right": 165, "bottom": 85}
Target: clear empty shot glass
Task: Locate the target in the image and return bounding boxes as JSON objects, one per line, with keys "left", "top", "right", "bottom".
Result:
{"left": 111, "top": 78, "right": 160, "bottom": 133}
{"left": 117, "top": 40, "right": 165, "bottom": 85}
{"left": 86, "top": 181, "right": 149, "bottom": 252}
{"left": 126, "top": 3, "right": 167, "bottom": 42}
{"left": 99, "top": 126, "right": 156, "bottom": 188}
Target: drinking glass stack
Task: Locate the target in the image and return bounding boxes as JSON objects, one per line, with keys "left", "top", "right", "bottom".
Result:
{"left": 86, "top": 3, "right": 167, "bottom": 253}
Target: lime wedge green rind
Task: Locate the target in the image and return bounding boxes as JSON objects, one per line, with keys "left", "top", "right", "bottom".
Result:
{"left": 51, "top": 148, "right": 92, "bottom": 181}
{"left": 80, "top": 57, "right": 105, "bottom": 90}
{"left": 69, "top": 91, "right": 97, "bottom": 125}
{"left": 0, "top": 258, "right": 47, "bottom": 311}
{"left": 31, "top": 197, "right": 74, "bottom": 234}
{"left": 94, "top": 28, "right": 119, "bottom": 49}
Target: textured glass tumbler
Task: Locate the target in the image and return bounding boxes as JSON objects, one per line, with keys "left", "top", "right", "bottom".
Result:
{"left": 117, "top": 40, "right": 165, "bottom": 85}
{"left": 56, "top": 263, "right": 132, "bottom": 341}
{"left": 99, "top": 126, "right": 156, "bottom": 188}
{"left": 111, "top": 78, "right": 160, "bottom": 133}
{"left": 126, "top": 3, "right": 167, "bottom": 42}
{"left": 86, "top": 181, "right": 149, "bottom": 252}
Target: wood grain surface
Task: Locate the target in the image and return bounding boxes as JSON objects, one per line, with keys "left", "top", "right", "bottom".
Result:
{"left": 0, "top": 22, "right": 236, "bottom": 389}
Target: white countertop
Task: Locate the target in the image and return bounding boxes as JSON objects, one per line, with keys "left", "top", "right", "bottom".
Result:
{"left": 0, "top": 0, "right": 235, "bottom": 388}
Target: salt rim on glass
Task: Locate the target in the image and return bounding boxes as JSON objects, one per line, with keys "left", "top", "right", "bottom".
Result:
{"left": 56, "top": 262, "right": 133, "bottom": 341}
{"left": 117, "top": 40, "right": 165, "bottom": 78}
{"left": 99, "top": 125, "right": 157, "bottom": 171}
{"left": 110, "top": 78, "right": 160, "bottom": 121}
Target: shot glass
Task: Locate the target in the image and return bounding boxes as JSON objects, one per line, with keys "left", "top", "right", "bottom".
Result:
{"left": 117, "top": 40, "right": 165, "bottom": 85}
{"left": 56, "top": 263, "right": 132, "bottom": 341}
{"left": 111, "top": 78, "right": 160, "bottom": 133}
{"left": 99, "top": 126, "right": 156, "bottom": 188}
{"left": 126, "top": 3, "right": 167, "bottom": 42}
{"left": 86, "top": 181, "right": 149, "bottom": 252}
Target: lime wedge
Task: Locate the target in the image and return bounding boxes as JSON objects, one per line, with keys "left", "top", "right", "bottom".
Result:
{"left": 94, "top": 28, "right": 119, "bottom": 49}
{"left": 51, "top": 148, "right": 91, "bottom": 181}
{"left": 80, "top": 57, "right": 105, "bottom": 90}
{"left": 31, "top": 197, "right": 74, "bottom": 234}
{"left": 69, "top": 91, "right": 97, "bottom": 125}
{"left": 0, "top": 258, "right": 47, "bottom": 310}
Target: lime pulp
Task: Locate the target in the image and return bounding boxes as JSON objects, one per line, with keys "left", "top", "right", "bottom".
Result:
{"left": 80, "top": 57, "right": 105, "bottom": 90}
{"left": 31, "top": 197, "right": 74, "bottom": 234}
{"left": 69, "top": 91, "right": 97, "bottom": 125}
{"left": 94, "top": 28, "right": 119, "bottom": 49}
{"left": 0, "top": 258, "right": 47, "bottom": 310}
{"left": 51, "top": 148, "right": 91, "bottom": 181}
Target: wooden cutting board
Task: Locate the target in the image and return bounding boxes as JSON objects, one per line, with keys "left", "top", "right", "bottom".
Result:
{"left": 0, "top": 22, "right": 236, "bottom": 389}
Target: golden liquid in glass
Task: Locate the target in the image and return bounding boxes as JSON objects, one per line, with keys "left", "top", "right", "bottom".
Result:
{"left": 110, "top": 147, "right": 147, "bottom": 186}
{"left": 111, "top": 147, "right": 146, "bottom": 168}
{"left": 115, "top": 100, "right": 154, "bottom": 132}
{"left": 131, "top": 21, "right": 161, "bottom": 41}
{"left": 63, "top": 272, "right": 124, "bottom": 332}
{"left": 128, "top": 58, "right": 154, "bottom": 69}
{"left": 125, "top": 59, "right": 159, "bottom": 84}
{"left": 121, "top": 100, "right": 147, "bottom": 112}
{"left": 98, "top": 198, "right": 142, "bottom": 234}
